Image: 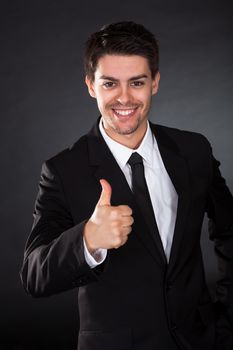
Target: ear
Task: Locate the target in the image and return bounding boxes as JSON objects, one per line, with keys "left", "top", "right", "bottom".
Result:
{"left": 152, "top": 72, "right": 160, "bottom": 95}
{"left": 85, "top": 76, "right": 96, "bottom": 98}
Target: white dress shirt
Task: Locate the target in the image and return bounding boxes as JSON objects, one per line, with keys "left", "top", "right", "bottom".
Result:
{"left": 83, "top": 118, "right": 178, "bottom": 266}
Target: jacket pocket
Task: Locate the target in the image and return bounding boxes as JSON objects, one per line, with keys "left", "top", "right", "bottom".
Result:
{"left": 78, "top": 328, "right": 132, "bottom": 350}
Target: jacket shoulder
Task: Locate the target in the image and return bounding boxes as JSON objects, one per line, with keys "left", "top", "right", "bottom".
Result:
{"left": 43, "top": 134, "right": 89, "bottom": 171}
{"left": 155, "top": 123, "right": 209, "bottom": 141}
{"left": 153, "top": 123, "right": 212, "bottom": 155}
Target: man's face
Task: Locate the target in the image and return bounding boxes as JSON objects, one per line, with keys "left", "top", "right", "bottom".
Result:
{"left": 86, "top": 54, "right": 160, "bottom": 146}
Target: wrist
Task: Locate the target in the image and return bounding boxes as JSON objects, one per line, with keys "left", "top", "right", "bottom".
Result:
{"left": 83, "top": 220, "right": 97, "bottom": 254}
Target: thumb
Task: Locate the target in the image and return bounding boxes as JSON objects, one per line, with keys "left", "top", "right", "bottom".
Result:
{"left": 97, "top": 179, "right": 112, "bottom": 206}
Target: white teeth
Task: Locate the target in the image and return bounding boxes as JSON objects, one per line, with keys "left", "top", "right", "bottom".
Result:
{"left": 114, "top": 109, "right": 135, "bottom": 116}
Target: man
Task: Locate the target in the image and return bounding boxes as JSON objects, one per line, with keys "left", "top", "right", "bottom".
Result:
{"left": 21, "top": 22, "right": 233, "bottom": 350}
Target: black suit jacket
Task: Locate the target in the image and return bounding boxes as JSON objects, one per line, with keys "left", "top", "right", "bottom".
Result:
{"left": 21, "top": 119, "right": 233, "bottom": 350}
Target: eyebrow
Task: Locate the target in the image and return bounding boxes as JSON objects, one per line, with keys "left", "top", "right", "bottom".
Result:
{"left": 99, "top": 74, "right": 148, "bottom": 81}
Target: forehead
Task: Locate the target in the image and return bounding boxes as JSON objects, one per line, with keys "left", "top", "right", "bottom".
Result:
{"left": 95, "top": 54, "right": 151, "bottom": 80}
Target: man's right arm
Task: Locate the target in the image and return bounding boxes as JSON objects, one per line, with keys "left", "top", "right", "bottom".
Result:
{"left": 20, "top": 160, "right": 100, "bottom": 297}
{"left": 20, "top": 161, "right": 133, "bottom": 297}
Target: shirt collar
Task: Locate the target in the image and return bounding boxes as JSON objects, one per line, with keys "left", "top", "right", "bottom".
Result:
{"left": 99, "top": 118, "right": 159, "bottom": 170}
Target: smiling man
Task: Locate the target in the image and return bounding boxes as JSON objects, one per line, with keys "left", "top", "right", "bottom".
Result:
{"left": 21, "top": 22, "right": 233, "bottom": 350}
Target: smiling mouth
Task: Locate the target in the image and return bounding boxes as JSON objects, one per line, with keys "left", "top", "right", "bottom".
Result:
{"left": 112, "top": 107, "right": 138, "bottom": 118}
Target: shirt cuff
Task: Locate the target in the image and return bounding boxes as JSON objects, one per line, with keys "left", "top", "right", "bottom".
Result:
{"left": 83, "top": 237, "right": 107, "bottom": 268}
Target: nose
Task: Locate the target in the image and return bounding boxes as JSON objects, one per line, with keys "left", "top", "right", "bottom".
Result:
{"left": 116, "top": 86, "right": 132, "bottom": 105}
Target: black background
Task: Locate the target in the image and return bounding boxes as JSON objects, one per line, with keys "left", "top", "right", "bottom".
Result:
{"left": 1, "top": 0, "right": 233, "bottom": 349}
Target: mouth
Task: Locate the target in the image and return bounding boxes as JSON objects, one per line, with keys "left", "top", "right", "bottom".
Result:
{"left": 112, "top": 107, "right": 138, "bottom": 119}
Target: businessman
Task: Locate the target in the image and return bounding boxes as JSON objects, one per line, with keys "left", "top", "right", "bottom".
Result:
{"left": 21, "top": 21, "right": 233, "bottom": 350}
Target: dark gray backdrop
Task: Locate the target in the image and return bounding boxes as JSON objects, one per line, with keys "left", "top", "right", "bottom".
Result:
{"left": 1, "top": 0, "right": 233, "bottom": 349}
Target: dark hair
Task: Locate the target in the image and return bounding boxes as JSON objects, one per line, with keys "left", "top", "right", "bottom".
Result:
{"left": 84, "top": 21, "right": 159, "bottom": 81}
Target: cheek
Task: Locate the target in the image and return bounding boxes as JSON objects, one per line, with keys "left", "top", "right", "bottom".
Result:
{"left": 137, "top": 92, "right": 151, "bottom": 106}
{"left": 95, "top": 94, "right": 107, "bottom": 110}
{"left": 96, "top": 90, "right": 113, "bottom": 106}
{"left": 135, "top": 87, "right": 151, "bottom": 99}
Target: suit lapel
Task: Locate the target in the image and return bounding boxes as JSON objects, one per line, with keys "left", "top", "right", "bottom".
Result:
{"left": 87, "top": 119, "right": 167, "bottom": 267}
{"left": 151, "top": 124, "right": 191, "bottom": 276}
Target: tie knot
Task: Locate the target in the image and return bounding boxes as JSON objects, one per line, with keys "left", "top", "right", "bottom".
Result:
{"left": 128, "top": 152, "right": 143, "bottom": 167}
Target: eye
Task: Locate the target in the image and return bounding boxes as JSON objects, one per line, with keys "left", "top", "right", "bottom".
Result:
{"left": 131, "top": 80, "right": 144, "bottom": 87}
{"left": 103, "top": 81, "right": 116, "bottom": 89}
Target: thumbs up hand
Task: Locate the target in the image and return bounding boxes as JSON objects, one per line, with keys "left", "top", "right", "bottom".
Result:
{"left": 83, "top": 179, "right": 134, "bottom": 253}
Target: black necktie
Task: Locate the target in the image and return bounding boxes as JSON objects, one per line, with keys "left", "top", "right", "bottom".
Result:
{"left": 128, "top": 152, "right": 158, "bottom": 233}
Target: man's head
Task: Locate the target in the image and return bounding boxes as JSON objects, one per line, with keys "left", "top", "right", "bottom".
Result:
{"left": 84, "top": 22, "right": 160, "bottom": 148}
{"left": 84, "top": 21, "right": 159, "bottom": 82}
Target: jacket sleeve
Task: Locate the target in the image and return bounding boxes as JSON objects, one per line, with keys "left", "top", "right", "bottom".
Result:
{"left": 205, "top": 144, "right": 233, "bottom": 345}
{"left": 20, "top": 160, "right": 101, "bottom": 297}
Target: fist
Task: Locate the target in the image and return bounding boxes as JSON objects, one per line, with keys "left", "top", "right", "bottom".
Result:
{"left": 83, "top": 179, "right": 134, "bottom": 252}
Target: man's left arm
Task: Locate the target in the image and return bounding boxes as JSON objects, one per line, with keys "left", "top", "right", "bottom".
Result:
{"left": 205, "top": 141, "right": 233, "bottom": 344}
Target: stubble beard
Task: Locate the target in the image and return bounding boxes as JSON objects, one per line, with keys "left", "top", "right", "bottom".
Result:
{"left": 113, "top": 120, "right": 140, "bottom": 135}
{"left": 104, "top": 112, "right": 141, "bottom": 136}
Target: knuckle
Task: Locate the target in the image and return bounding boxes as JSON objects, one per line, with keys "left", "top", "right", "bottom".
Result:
{"left": 125, "top": 227, "right": 132, "bottom": 235}
{"left": 119, "top": 205, "right": 130, "bottom": 214}
{"left": 113, "top": 227, "right": 121, "bottom": 237}
{"left": 114, "top": 237, "right": 122, "bottom": 246}
{"left": 110, "top": 208, "right": 119, "bottom": 219}
{"left": 122, "top": 236, "right": 128, "bottom": 246}
{"left": 127, "top": 206, "right": 133, "bottom": 215}
{"left": 111, "top": 220, "right": 118, "bottom": 229}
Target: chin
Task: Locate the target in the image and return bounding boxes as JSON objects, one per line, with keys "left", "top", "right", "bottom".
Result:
{"left": 114, "top": 123, "right": 139, "bottom": 136}
{"left": 117, "top": 127, "right": 138, "bottom": 135}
